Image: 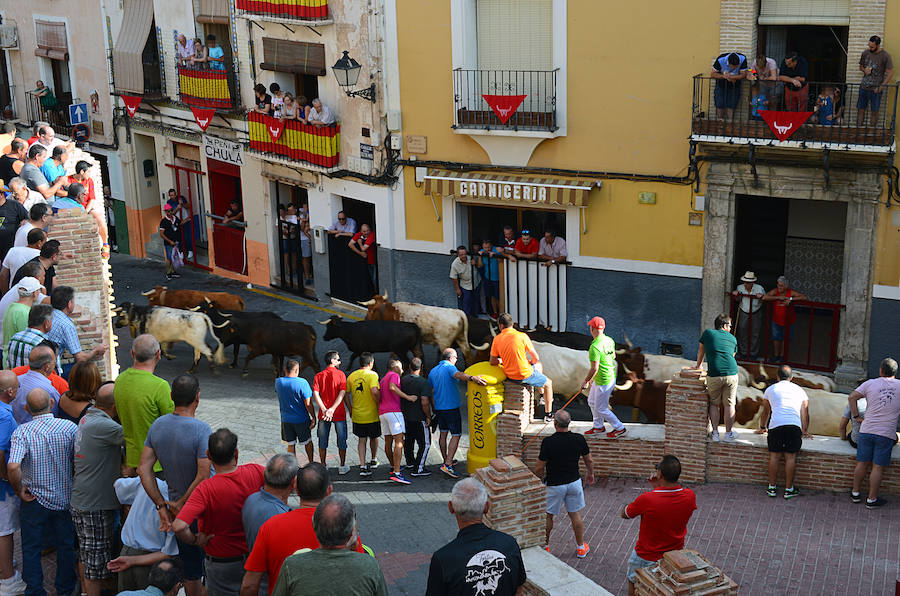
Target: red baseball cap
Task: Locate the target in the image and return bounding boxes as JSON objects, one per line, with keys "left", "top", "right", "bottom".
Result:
{"left": 588, "top": 316, "right": 605, "bottom": 330}
{"left": 164, "top": 203, "right": 174, "bottom": 211}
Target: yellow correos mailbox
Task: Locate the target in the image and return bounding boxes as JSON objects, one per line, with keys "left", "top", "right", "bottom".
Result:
{"left": 465, "top": 361, "right": 506, "bottom": 474}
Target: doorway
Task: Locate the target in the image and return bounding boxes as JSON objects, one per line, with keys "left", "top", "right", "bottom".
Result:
{"left": 166, "top": 157, "right": 210, "bottom": 270}
{"left": 272, "top": 182, "right": 312, "bottom": 295}
{"left": 328, "top": 197, "right": 376, "bottom": 303}
{"left": 466, "top": 204, "right": 566, "bottom": 248}
{"left": 208, "top": 158, "right": 246, "bottom": 275}
{"left": 762, "top": 25, "right": 848, "bottom": 83}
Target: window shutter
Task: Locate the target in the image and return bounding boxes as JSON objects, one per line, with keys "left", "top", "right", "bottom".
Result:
{"left": 476, "top": 0, "right": 552, "bottom": 71}
{"left": 260, "top": 38, "right": 325, "bottom": 75}
{"left": 758, "top": 0, "right": 850, "bottom": 25}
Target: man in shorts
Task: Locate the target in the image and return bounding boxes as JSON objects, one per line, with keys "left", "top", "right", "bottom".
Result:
{"left": 275, "top": 359, "right": 315, "bottom": 464}
{"left": 754, "top": 365, "right": 811, "bottom": 499}
{"left": 490, "top": 313, "right": 554, "bottom": 422}
{"left": 378, "top": 359, "right": 412, "bottom": 485}
{"left": 0, "top": 371, "right": 26, "bottom": 594}
{"left": 347, "top": 352, "right": 381, "bottom": 477}
{"left": 858, "top": 35, "right": 894, "bottom": 127}
{"left": 429, "top": 348, "right": 486, "bottom": 479}
{"left": 710, "top": 51, "right": 748, "bottom": 119}
{"left": 696, "top": 313, "right": 738, "bottom": 442}
{"left": 312, "top": 350, "right": 349, "bottom": 475}
{"left": 849, "top": 357, "right": 900, "bottom": 508}
{"left": 533, "top": 410, "right": 595, "bottom": 558}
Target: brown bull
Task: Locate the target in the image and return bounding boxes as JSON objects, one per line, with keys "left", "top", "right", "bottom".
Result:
{"left": 141, "top": 286, "right": 246, "bottom": 311}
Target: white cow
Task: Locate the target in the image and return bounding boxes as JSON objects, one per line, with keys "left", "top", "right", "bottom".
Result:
{"left": 642, "top": 354, "right": 762, "bottom": 388}
{"left": 531, "top": 341, "right": 632, "bottom": 398}
{"left": 114, "top": 302, "right": 226, "bottom": 373}
{"left": 733, "top": 387, "right": 850, "bottom": 437}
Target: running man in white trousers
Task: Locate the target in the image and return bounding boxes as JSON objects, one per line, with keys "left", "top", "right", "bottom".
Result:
{"left": 582, "top": 316, "right": 627, "bottom": 438}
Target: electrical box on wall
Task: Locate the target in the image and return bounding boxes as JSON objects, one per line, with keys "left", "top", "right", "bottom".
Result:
{"left": 143, "top": 159, "right": 154, "bottom": 178}
{"left": 389, "top": 135, "right": 401, "bottom": 150}
{"left": 313, "top": 226, "right": 326, "bottom": 254}
{"left": 694, "top": 195, "right": 705, "bottom": 211}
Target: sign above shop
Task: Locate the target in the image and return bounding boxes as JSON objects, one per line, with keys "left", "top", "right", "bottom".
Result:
{"left": 202, "top": 135, "right": 244, "bottom": 167}
{"left": 423, "top": 169, "right": 596, "bottom": 207}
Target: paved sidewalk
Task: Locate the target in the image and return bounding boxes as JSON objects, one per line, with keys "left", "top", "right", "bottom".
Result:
{"left": 547, "top": 478, "right": 900, "bottom": 596}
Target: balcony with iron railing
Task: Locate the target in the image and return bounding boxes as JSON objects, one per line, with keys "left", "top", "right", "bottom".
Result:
{"left": 691, "top": 75, "right": 897, "bottom": 151}
{"left": 246, "top": 111, "right": 340, "bottom": 169}
{"left": 236, "top": 0, "right": 331, "bottom": 23}
{"left": 452, "top": 69, "right": 559, "bottom": 132}
{"left": 176, "top": 64, "right": 238, "bottom": 110}
{"left": 25, "top": 89, "right": 71, "bottom": 130}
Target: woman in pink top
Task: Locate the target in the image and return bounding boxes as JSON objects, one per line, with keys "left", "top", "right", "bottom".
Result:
{"left": 378, "top": 359, "right": 415, "bottom": 485}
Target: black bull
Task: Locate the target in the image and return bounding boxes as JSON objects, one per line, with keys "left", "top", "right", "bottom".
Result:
{"left": 195, "top": 304, "right": 282, "bottom": 368}
{"left": 321, "top": 316, "right": 424, "bottom": 370}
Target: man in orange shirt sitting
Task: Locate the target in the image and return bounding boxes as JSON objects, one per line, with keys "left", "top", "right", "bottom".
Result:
{"left": 490, "top": 313, "right": 554, "bottom": 422}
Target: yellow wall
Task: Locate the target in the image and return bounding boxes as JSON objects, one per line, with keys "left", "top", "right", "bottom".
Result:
{"left": 396, "top": 0, "right": 718, "bottom": 266}
{"left": 875, "top": 6, "right": 900, "bottom": 286}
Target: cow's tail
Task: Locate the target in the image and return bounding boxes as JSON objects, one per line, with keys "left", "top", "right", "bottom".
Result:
{"left": 203, "top": 316, "right": 227, "bottom": 365}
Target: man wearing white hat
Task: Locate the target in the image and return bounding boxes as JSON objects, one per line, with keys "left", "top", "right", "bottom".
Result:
{"left": 732, "top": 271, "right": 764, "bottom": 360}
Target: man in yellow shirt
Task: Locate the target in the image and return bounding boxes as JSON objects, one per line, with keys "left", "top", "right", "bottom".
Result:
{"left": 490, "top": 313, "right": 554, "bottom": 422}
{"left": 346, "top": 352, "right": 381, "bottom": 477}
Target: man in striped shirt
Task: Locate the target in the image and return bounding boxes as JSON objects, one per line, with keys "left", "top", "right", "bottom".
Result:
{"left": 5, "top": 304, "right": 54, "bottom": 370}
{"left": 7, "top": 388, "right": 78, "bottom": 596}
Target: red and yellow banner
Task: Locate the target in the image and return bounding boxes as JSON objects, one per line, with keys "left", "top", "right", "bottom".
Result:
{"left": 236, "top": 0, "right": 328, "bottom": 19}
{"left": 248, "top": 112, "right": 340, "bottom": 168}
{"left": 178, "top": 66, "right": 232, "bottom": 110}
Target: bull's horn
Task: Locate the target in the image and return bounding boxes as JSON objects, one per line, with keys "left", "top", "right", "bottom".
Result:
{"left": 751, "top": 380, "right": 766, "bottom": 390}
{"left": 318, "top": 319, "right": 331, "bottom": 325}
{"left": 188, "top": 306, "right": 200, "bottom": 311}
{"left": 615, "top": 380, "right": 633, "bottom": 391}
{"left": 358, "top": 298, "right": 376, "bottom": 306}
{"left": 204, "top": 297, "right": 212, "bottom": 303}
{"left": 213, "top": 321, "right": 230, "bottom": 328}
{"left": 222, "top": 313, "right": 231, "bottom": 318}
{"left": 382, "top": 291, "right": 388, "bottom": 299}
{"left": 140, "top": 289, "right": 154, "bottom": 296}
{"left": 624, "top": 333, "right": 633, "bottom": 349}
{"left": 758, "top": 363, "right": 768, "bottom": 378}
{"left": 470, "top": 342, "right": 490, "bottom": 351}
{"left": 489, "top": 324, "right": 497, "bottom": 337}
{"left": 615, "top": 348, "right": 626, "bottom": 355}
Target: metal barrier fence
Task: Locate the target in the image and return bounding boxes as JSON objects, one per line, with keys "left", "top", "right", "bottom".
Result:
{"left": 25, "top": 90, "right": 70, "bottom": 130}
{"left": 502, "top": 258, "right": 568, "bottom": 331}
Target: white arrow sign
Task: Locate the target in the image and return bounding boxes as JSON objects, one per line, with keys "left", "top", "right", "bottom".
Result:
{"left": 69, "top": 103, "right": 89, "bottom": 125}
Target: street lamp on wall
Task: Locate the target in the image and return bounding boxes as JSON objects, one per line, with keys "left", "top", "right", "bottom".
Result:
{"left": 331, "top": 50, "right": 376, "bottom": 103}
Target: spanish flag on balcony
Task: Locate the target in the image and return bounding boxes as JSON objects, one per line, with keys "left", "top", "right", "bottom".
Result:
{"left": 248, "top": 112, "right": 340, "bottom": 168}
{"left": 178, "top": 66, "right": 232, "bottom": 110}
{"left": 236, "top": 0, "right": 328, "bottom": 20}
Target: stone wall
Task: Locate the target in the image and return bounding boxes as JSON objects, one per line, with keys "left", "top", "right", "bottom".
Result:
{"left": 634, "top": 550, "right": 737, "bottom": 596}
{"left": 474, "top": 456, "right": 544, "bottom": 550}
{"left": 51, "top": 209, "right": 118, "bottom": 380}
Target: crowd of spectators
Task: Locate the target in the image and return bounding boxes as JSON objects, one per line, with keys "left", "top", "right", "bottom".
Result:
{"left": 176, "top": 34, "right": 225, "bottom": 71}
{"left": 249, "top": 85, "right": 336, "bottom": 127}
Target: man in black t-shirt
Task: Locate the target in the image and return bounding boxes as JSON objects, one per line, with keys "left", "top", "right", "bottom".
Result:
{"left": 399, "top": 357, "right": 433, "bottom": 477}
{"left": 426, "top": 478, "right": 526, "bottom": 596}
{"left": 158, "top": 204, "right": 181, "bottom": 280}
{"left": 0, "top": 189, "right": 29, "bottom": 263}
{"left": 533, "top": 410, "right": 595, "bottom": 558}
{"left": 779, "top": 51, "right": 809, "bottom": 112}
{"left": 11, "top": 239, "right": 60, "bottom": 294}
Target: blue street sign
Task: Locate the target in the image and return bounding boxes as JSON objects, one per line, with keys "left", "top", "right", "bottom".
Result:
{"left": 69, "top": 103, "right": 88, "bottom": 125}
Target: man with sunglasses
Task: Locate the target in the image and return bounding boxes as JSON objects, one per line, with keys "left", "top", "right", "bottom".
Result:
{"left": 513, "top": 229, "right": 539, "bottom": 259}
{"left": 327, "top": 210, "right": 356, "bottom": 237}
{"left": 696, "top": 314, "right": 738, "bottom": 442}
{"left": 313, "top": 351, "right": 350, "bottom": 475}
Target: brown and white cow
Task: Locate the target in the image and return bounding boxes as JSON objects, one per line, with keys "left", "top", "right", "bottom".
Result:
{"left": 141, "top": 286, "right": 246, "bottom": 311}
{"left": 733, "top": 387, "right": 848, "bottom": 436}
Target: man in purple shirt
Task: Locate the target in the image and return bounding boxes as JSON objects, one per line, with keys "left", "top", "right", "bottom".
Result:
{"left": 379, "top": 359, "right": 413, "bottom": 486}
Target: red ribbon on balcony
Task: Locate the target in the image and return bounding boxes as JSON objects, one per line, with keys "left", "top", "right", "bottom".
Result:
{"left": 759, "top": 110, "right": 813, "bottom": 141}
{"left": 190, "top": 107, "right": 216, "bottom": 131}
{"left": 264, "top": 116, "right": 285, "bottom": 142}
{"left": 482, "top": 94, "right": 527, "bottom": 124}
{"left": 121, "top": 96, "right": 142, "bottom": 118}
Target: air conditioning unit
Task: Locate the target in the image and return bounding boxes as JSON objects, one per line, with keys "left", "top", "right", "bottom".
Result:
{"left": 0, "top": 25, "right": 18, "bottom": 50}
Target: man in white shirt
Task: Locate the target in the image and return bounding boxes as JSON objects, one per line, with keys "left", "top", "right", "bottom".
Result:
{"left": 449, "top": 246, "right": 475, "bottom": 316}
{"left": 732, "top": 271, "right": 765, "bottom": 360}
{"left": 327, "top": 211, "right": 357, "bottom": 237}
{"left": 308, "top": 98, "right": 336, "bottom": 126}
{"left": 14, "top": 204, "right": 52, "bottom": 248}
{"left": 30, "top": 125, "right": 71, "bottom": 154}
{"left": 755, "top": 365, "right": 811, "bottom": 500}
{"left": 538, "top": 230, "right": 567, "bottom": 264}
{"left": 0, "top": 229, "right": 45, "bottom": 292}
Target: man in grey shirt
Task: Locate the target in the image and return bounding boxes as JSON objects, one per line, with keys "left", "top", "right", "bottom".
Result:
{"left": 71, "top": 383, "right": 124, "bottom": 596}
{"left": 19, "top": 145, "right": 63, "bottom": 202}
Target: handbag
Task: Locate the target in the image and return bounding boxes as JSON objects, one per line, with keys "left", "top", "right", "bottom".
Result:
{"left": 171, "top": 245, "right": 185, "bottom": 269}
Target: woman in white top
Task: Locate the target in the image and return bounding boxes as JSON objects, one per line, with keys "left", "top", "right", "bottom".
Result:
{"left": 190, "top": 39, "right": 207, "bottom": 69}
{"left": 176, "top": 34, "right": 193, "bottom": 67}
{"left": 749, "top": 54, "right": 780, "bottom": 108}
{"left": 269, "top": 83, "right": 285, "bottom": 118}
{"left": 281, "top": 93, "right": 298, "bottom": 121}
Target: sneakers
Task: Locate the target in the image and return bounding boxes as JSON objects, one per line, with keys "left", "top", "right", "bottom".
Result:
{"left": 584, "top": 427, "right": 605, "bottom": 435}
{"left": 723, "top": 431, "right": 737, "bottom": 442}
{"left": 410, "top": 469, "right": 432, "bottom": 478}
{"left": 866, "top": 497, "right": 888, "bottom": 509}
{"left": 170, "top": 271, "right": 182, "bottom": 278}
{"left": 709, "top": 430, "right": 720, "bottom": 442}
{"left": 576, "top": 543, "right": 590, "bottom": 558}
{"left": 783, "top": 487, "right": 799, "bottom": 499}
{"left": 390, "top": 472, "right": 411, "bottom": 485}
{"left": 440, "top": 464, "right": 460, "bottom": 479}
{"left": 368, "top": 459, "right": 378, "bottom": 469}
{"left": 606, "top": 428, "right": 627, "bottom": 438}
{"left": 187, "top": 251, "right": 194, "bottom": 260}
{"left": 0, "top": 570, "right": 27, "bottom": 596}
{"left": 359, "top": 465, "right": 373, "bottom": 477}
{"left": 338, "top": 465, "right": 350, "bottom": 475}
{"left": 543, "top": 414, "right": 554, "bottom": 423}
{"left": 850, "top": 491, "right": 862, "bottom": 504}
{"left": 766, "top": 485, "right": 777, "bottom": 498}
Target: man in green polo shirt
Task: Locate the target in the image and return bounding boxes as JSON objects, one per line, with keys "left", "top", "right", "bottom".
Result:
{"left": 114, "top": 334, "right": 173, "bottom": 474}
{"left": 696, "top": 313, "right": 739, "bottom": 442}
{"left": 581, "top": 316, "right": 626, "bottom": 438}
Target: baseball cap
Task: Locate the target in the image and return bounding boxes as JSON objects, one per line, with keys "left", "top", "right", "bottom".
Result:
{"left": 18, "top": 277, "right": 43, "bottom": 296}
{"left": 164, "top": 203, "right": 174, "bottom": 211}
{"left": 588, "top": 316, "right": 605, "bottom": 330}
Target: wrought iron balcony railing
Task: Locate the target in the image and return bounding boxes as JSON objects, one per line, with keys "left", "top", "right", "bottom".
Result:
{"left": 452, "top": 68, "right": 558, "bottom": 132}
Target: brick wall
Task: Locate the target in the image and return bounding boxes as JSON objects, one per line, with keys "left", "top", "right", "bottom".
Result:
{"left": 663, "top": 370, "right": 709, "bottom": 484}
{"left": 634, "top": 549, "right": 738, "bottom": 595}
{"left": 520, "top": 430, "right": 665, "bottom": 480}
{"left": 51, "top": 209, "right": 118, "bottom": 380}
{"left": 847, "top": 0, "right": 887, "bottom": 84}
{"left": 497, "top": 381, "right": 534, "bottom": 458}
{"left": 474, "top": 456, "right": 545, "bottom": 550}
{"left": 719, "top": 0, "right": 757, "bottom": 56}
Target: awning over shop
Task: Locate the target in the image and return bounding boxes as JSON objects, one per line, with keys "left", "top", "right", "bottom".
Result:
{"left": 197, "top": 0, "right": 231, "bottom": 24}
{"left": 422, "top": 169, "right": 596, "bottom": 207}
{"left": 113, "top": 0, "right": 154, "bottom": 94}
{"left": 34, "top": 20, "right": 68, "bottom": 60}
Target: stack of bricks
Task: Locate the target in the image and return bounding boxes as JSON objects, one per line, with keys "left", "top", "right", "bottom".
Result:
{"left": 51, "top": 208, "right": 118, "bottom": 380}
{"left": 664, "top": 369, "right": 709, "bottom": 484}
{"left": 634, "top": 550, "right": 738, "bottom": 596}
{"left": 497, "top": 381, "right": 534, "bottom": 457}
{"left": 474, "top": 456, "right": 545, "bottom": 550}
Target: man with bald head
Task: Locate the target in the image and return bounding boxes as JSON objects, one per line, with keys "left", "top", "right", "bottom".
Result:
{"left": 72, "top": 382, "right": 123, "bottom": 596}
{"left": 8, "top": 386, "right": 78, "bottom": 596}
{"left": 11, "top": 344, "right": 59, "bottom": 424}
{"left": 0, "top": 371, "right": 26, "bottom": 594}
{"left": 115, "top": 334, "right": 173, "bottom": 475}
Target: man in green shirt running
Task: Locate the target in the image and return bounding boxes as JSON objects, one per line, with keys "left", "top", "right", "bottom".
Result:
{"left": 696, "top": 313, "right": 739, "bottom": 442}
{"left": 581, "top": 316, "right": 626, "bottom": 438}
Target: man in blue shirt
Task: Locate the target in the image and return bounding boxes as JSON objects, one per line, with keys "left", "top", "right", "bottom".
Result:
{"left": 0, "top": 371, "right": 26, "bottom": 595}
{"left": 428, "top": 349, "right": 486, "bottom": 479}
{"left": 275, "top": 360, "right": 316, "bottom": 464}
{"left": 39, "top": 146, "right": 68, "bottom": 191}
{"left": 118, "top": 558, "right": 184, "bottom": 596}
{"left": 47, "top": 286, "right": 108, "bottom": 377}
{"left": 476, "top": 239, "right": 504, "bottom": 320}
{"left": 206, "top": 35, "right": 225, "bottom": 71}
{"left": 710, "top": 52, "right": 748, "bottom": 119}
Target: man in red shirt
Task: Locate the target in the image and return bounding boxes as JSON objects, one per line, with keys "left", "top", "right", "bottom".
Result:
{"left": 348, "top": 223, "right": 377, "bottom": 289}
{"left": 312, "top": 350, "right": 349, "bottom": 474}
{"left": 240, "top": 463, "right": 365, "bottom": 596}
{"left": 172, "top": 429, "right": 264, "bottom": 596}
{"left": 514, "top": 229, "right": 539, "bottom": 259}
{"left": 621, "top": 455, "right": 697, "bottom": 595}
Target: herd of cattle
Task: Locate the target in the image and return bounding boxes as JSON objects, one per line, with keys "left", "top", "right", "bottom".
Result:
{"left": 112, "top": 288, "right": 852, "bottom": 437}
